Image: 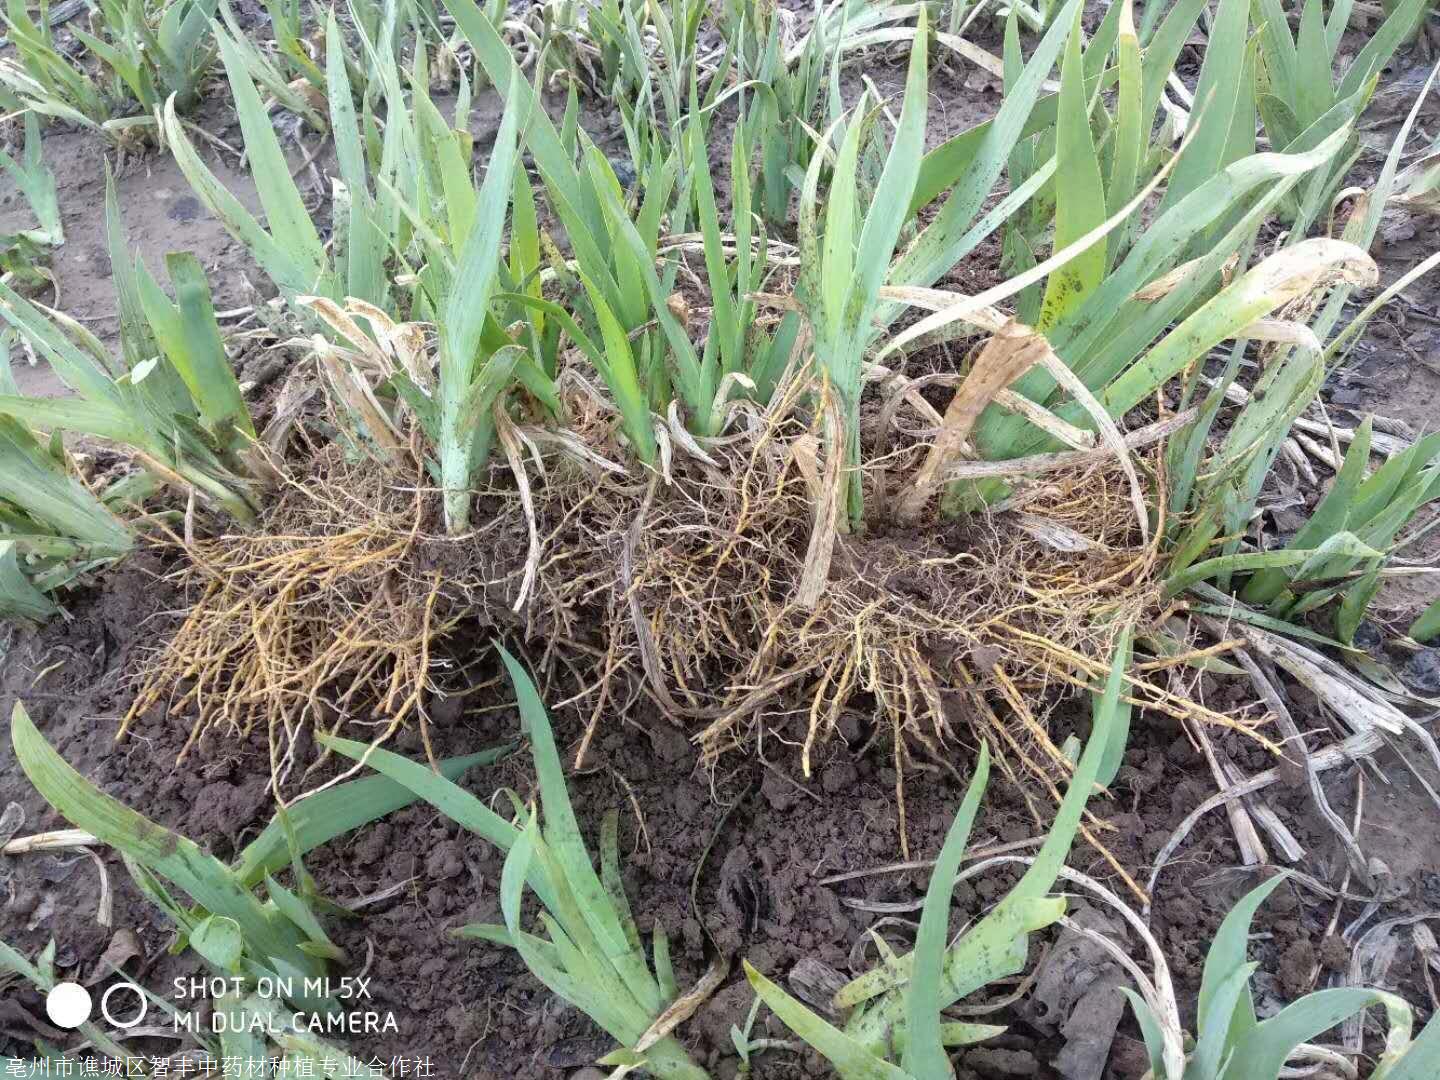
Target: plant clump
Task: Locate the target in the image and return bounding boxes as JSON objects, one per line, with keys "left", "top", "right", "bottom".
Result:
{"left": 124, "top": 357, "right": 1270, "bottom": 856}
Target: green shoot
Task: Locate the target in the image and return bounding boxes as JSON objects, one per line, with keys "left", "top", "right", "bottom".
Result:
{"left": 796, "top": 6, "right": 929, "bottom": 526}
{"left": 1254, "top": 0, "right": 1430, "bottom": 233}
{"left": 0, "top": 112, "right": 63, "bottom": 291}
{"left": 76, "top": 0, "right": 218, "bottom": 113}
{"left": 0, "top": 186, "right": 263, "bottom": 522}
{"left": 0, "top": 395, "right": 133, "bottom": 620}
{"left": 1126, "top": 873, "right": 1432, "bottom": 1080}
{"left": 0, "top": 0, "right": 220, "bottom": 140}
{"left": 7, "top": 699, "right": 508, "bottom": 1068}
{"left": 1163, "top": 62, "right": 1440, "bottom": 635}
{"left": 11, "top": 700, "right": 335, "bottom": 1000}
{"left": 0, "top": 0, "right": 117, "bottom": 129}
{"left": 323, "top": 647, "right": 711, "bottom": 1078}
{"left": 748, "top": 635, "right": 1129, "bottom": 1072}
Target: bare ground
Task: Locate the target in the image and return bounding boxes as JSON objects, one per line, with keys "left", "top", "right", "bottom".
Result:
{"left": 2, "top": 7, "right": 1440, "bottom": 1080}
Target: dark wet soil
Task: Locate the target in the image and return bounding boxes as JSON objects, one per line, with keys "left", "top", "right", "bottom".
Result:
{"left": 3, "top": 550, "right": 1439, "bottom": 1078}
{"left": 3, "top": 4, "right": 1440, "bottom": 1080}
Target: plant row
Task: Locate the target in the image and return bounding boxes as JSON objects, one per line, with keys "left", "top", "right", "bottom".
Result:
{"left": 6, "top": 645, "right": 1439, "bottom": 1078}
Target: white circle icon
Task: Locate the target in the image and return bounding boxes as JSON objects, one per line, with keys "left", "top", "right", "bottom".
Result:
{"left": 100, "top": 982, "right": 147, "bottom": 1028}
{"left": 45, "top": 982, "right": 93, "bottom": 1029}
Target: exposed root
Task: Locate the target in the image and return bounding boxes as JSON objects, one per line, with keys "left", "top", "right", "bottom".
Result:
{"left": 491, "top": 391, "right": 1270, "bottom": 856}
{"left": 127, "top": 379, "right": 1268, "bottom": 836}
{"left": 123, "top": 442, "right": 519, "bottom": 790}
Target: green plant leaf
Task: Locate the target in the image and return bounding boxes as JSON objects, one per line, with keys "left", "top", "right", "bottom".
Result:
{"left": 904, "top": 743, "right": 990, "bottom": 1076}
{"left": 1225, "top": 989, "right": 1411, "bottom": 1080}
{"left": 10, "top": 701, "right": 317, "bottom": 977}
{"left": 0, "top": 540, "right": 58, "bottom": 621}
{"left": 1118, "top": 988, "right": 1166, "bottom": 1079}
{"left": 435, "top": 83, "right": 523, "bottom": 531}
{"left": 319, "top": 735, "right": 523, "bottom": 854}
{"left": 1243, "top": 417, "right": 1373, "bottom": 604}
{"left": 234, "top": 747, "right": 507, "bottom": 886}
{"left": 190, "top": 915, "right": 245, "bottom": 973}
{"left": 745, "top": 961, "right": 912, "bottom": 1080}
{"left": 1411, "top": 598, "right": 1440, "bottom": 644}
{"left": 497, "top": 646, "right": 663, "bottom": 1016}
{"left": 1037, "top": 8, "right": 1106, "bottom": 329}
{"left": 1198, "top": 874, "right": 1287, "bottom": 1051}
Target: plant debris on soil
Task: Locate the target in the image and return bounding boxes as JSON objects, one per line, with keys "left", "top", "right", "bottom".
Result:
{"left": 3, "top": 1, "right": 1440, "bottom": 1078}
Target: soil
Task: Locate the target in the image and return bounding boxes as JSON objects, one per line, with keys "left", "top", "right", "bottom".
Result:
{"left": 3, "top": 4, "right": 1440, "bottom": 1080}
{"left": 0, "top": 119, "right": 259, "bottom": 398}
{"left": 6, "top": 566, "right": 1439, "bottom": 1079}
